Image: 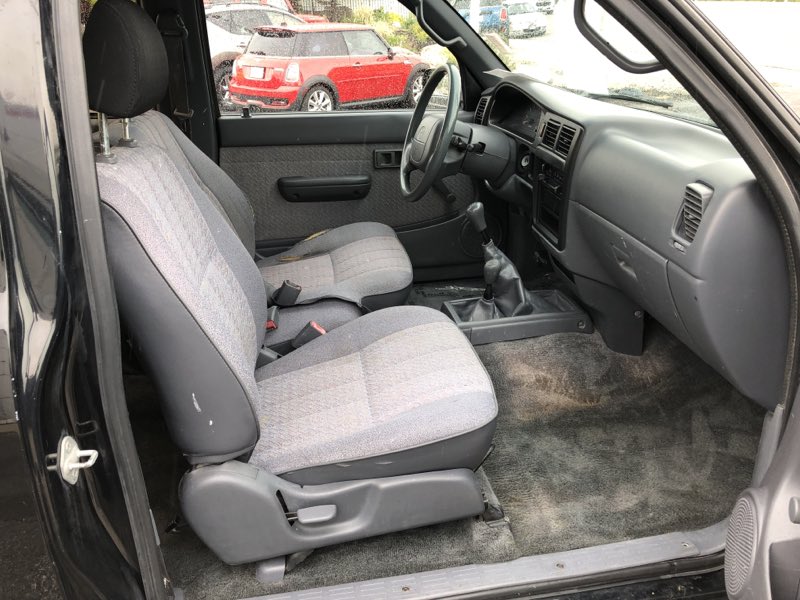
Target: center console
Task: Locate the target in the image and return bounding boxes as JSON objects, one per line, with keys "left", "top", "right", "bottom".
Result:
{"left": 442, "top": 288, "right": 591, "bottom": 345}
{"left": 530, "top": 114, "right": 581, "bottom": 250}
{"left": 441, "top": 202, "right": 592, "bottom": 345}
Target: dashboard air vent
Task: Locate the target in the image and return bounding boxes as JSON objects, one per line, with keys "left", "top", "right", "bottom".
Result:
{"left": 475, "top": 97, "right": 489, "bottom": 124}
{"left": 556, "top": 125, "right": 576, "bottom": 157}
{"left": 681, "top": 182, "right": 713, "bottom": 242}
{"left": 542, "top": 119, "right": 560, "bottom": 150}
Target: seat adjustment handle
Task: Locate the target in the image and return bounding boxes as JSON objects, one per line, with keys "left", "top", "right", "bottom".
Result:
{"left": 296, "top": 504, "right": 337, "bottom": 525}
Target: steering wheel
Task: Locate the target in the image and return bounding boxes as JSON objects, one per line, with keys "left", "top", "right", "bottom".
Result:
{"left": 400, "top": 63, "right": 462, "bottom": 202}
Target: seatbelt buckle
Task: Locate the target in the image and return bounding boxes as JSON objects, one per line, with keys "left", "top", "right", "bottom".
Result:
{"left": 264, "top": 305, "right": 280, "bottom": 332}
{"left": 291, "top": 321, "right": 326, "bottom": 349}
{"left": 256, "top": 346, "right": 281, "bottom": 368}
{"left": 272, "top": 280, "right": 302, "bottom": 307}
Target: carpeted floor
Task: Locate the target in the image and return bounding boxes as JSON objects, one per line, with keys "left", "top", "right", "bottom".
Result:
{"left": 476, "top": 323, "right": 764, "bottom": 555}
{"left": 128, "top": 317, "right": 765, "bottom": 599}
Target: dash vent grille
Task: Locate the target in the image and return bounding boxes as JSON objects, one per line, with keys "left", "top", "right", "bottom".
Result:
{"left": 542, "top": 120, "right": 559, "bottom": 150}
{"left": 681, "top": 182, "right": 713, "bottom": 242}
{"left": 475, "top": 97, "right": 489, "bottom": 124}
{"left": 556, "top": 125, "right": 576, "bottom": 157}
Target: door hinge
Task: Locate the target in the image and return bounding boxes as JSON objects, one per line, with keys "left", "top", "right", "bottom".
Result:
{"left": 46, "top": 435, "right": 99, "bottom": 485}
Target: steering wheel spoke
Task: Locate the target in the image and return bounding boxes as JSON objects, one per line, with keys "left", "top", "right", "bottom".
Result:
{"left": 399, "top": 65, "right": 462, "bottom": 202}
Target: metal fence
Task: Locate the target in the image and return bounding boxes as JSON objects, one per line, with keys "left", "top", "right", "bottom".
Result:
{"left": 295, "top": 0, "right": 407, "bottom": 17}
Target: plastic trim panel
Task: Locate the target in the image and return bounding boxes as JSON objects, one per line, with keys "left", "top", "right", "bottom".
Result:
{"left": 246, "top": 522, "right": 726, "bottom": 599}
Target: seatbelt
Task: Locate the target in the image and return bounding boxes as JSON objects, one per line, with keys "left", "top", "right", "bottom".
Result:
{"left": 157, "top": 11, "right": 194, "bottom": 136}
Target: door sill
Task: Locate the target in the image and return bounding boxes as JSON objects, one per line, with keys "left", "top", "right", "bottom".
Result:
{"left": 244, "top": 521, "right": 727, "bottom": 600}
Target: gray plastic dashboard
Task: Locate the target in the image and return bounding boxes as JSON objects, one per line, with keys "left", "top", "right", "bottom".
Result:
{"left": 480, "top": 73, "right": 789, "bottom": 409}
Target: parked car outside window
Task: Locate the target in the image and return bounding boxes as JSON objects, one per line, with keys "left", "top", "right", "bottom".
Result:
{"left": 452, "top": 0, "right": 511, "bottom": 42}
{"left": 506, "top": 0, "right": 547, "bottom": 37}
{"left": 204, "top": 0, "right": 328, "bottom": 23}
{"left": 228, "top": 24, "right": 430, "bottom": 112}
{"left": 206, "top": 4, "right": 306, "bottom": 109}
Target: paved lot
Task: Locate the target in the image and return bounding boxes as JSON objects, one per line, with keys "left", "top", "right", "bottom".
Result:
{"left": 506, "top": 0, "right": 800, "bottom": 116}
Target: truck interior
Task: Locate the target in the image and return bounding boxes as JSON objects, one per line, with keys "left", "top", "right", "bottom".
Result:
{"left": 73, "top": 0, "right": 791, "bottom": 597}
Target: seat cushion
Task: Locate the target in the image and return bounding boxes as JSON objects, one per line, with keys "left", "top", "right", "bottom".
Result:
{"left": 250, "top": 306, "right": 497, "bottom": 484}
{"left": 257, "top": 222, "right": 413, "bottom": 310}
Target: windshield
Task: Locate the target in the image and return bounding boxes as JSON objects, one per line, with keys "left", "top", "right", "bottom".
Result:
{"left": 453, "top": 0, "right": 800, "bottom": 127}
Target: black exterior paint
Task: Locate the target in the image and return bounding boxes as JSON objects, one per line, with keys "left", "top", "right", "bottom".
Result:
{"left": 0, "top": 1, "right": 154, "bottom": 598}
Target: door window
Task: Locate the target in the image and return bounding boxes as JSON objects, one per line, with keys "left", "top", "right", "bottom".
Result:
{"left": 231, "top": 10, "right": 280, "bottom": 35}
{"left": 206, "top": 0, "right": 456, "bottom": 113}
{"left": 206, "top": 11, "right": 234, "bottom": 34}
{"left": 343, "top": 30, "right": 388, "bottom": 56}
{"left": 296, "top": 32, "right": 348, "bottom": 57}
{"left": 265, "top": 0, "right": 293, "bottom": 12}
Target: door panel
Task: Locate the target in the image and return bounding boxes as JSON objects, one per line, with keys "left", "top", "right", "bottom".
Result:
{"left": 220, "top": 143, "right": 473, "bottom": 241}
{"left": 217, "top": 112, "right": 484, "bottom": 276}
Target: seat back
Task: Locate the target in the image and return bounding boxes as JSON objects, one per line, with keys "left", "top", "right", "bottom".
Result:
{"left": 125, "top": 110, "right": 257, "bottom": 257}
{"left": 85, "top": 0, "right": 268, "bottom": 462}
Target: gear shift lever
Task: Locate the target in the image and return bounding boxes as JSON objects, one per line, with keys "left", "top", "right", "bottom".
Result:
{"left": 483, "top": 259, "right": 501, "bottom": 300}
{"left": 462, "top": 201, "right": 534, "bottom": 318}
{"left": 466, "top": 202, "right": 492, "bottom": 245}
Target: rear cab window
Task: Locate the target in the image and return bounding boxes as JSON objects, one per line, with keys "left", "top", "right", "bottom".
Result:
{"left": 247, "top": 29, "right": 297, "bottom": 57}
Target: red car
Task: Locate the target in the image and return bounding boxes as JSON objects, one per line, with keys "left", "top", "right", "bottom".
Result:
{"left": 228, "top": 24, "right": 429, "bottom": 111}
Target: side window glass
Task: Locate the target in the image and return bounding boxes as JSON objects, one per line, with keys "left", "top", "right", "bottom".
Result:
{"left": 206, "top": 0, "right": 457, "bottom": 114}
{"left": 297, "top": 32, "right": 348, "bottom": 57}
{"left": 231, "top": 10, "right": 271, "bottom": 35}
{"left": 265, "top": 0, "right": 292, "bottom": 12}
{"left": 343, "top": 30, "right": 387, "bottom": 56}
{"left": 207, "top": 12, "right": 233, "bottom": 34}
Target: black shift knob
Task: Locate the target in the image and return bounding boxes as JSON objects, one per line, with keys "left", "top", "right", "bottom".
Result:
{"left": 466, "top": 202, "right": 487, "bottom": 234}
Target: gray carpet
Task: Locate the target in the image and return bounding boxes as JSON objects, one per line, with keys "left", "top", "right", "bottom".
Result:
{"left": 477, "top": 323, "right": 764, "bottom": 555}
{"left": 127, "top": 318, "right": 764, "bottom": 599}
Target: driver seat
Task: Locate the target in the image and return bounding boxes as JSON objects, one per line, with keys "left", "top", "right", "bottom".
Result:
{"left": 88, "top": 2, "right": 413, "bottom": 312}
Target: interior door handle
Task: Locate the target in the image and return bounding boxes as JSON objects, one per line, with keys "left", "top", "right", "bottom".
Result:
{"left": 374, "top": 149, "right": 402, "bottom": 169}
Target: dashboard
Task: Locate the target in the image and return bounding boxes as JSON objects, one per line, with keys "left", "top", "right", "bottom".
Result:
{"left": 473, "top": 72, "right": 789, "bottom": 409}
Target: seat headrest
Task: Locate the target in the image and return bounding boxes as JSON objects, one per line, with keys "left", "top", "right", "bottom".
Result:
{"left": 83, "top": 0, "right": 169, "bottom": 118}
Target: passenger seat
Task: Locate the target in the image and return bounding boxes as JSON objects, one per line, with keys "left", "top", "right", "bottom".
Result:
{"left": 84, "top": 0, "right": 497, "bottom": 568}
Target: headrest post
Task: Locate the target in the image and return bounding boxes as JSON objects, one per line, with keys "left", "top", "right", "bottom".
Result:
{"left": 96, "top": 112, "right": 117, "bottom": 164}
{"left": 118, "top": 117, "right": 138, "bottom": 148}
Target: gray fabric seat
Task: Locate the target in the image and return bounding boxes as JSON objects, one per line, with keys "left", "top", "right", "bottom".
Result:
{"left": 252, "top": 306, "right": 497, "bottom": 484}
{"left": 96, "top": 133, "right": 497, "bottom": 475}
{"left": 257, "top": 222, "right": 413, "bottom": 309}
{"left": 85, "top": 0, "right": 497, "bottom": 564}
{"left": 86, "top": 0, "right": 496, "bottom": 476}
{"left": 124, "top": 109, "right": 413, "bottom": 311}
